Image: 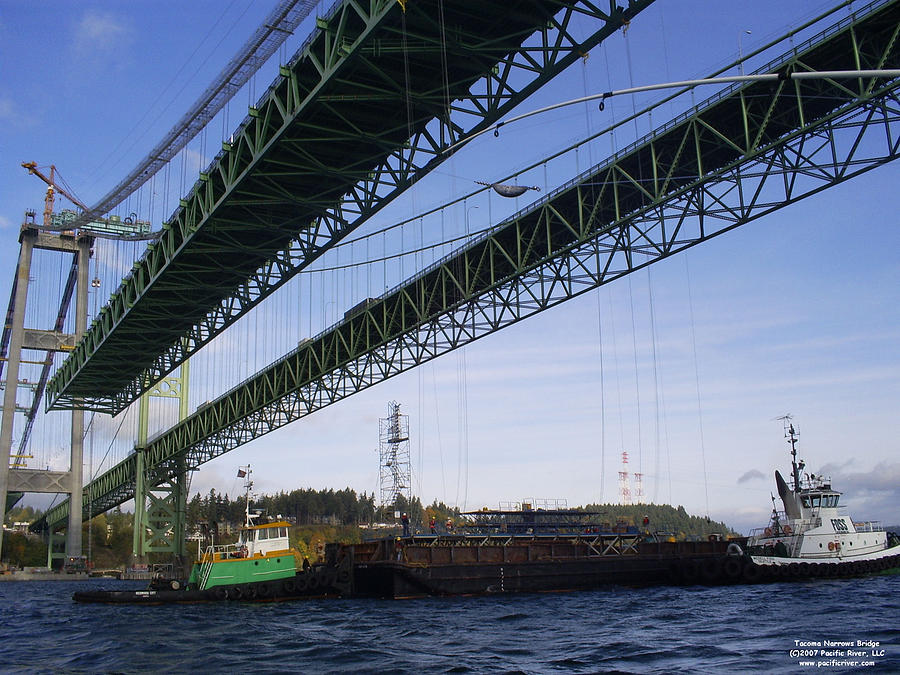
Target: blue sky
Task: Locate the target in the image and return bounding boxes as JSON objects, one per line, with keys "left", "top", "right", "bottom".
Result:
{"left": 1, "top": 1, "right": 898, "bottom": 534}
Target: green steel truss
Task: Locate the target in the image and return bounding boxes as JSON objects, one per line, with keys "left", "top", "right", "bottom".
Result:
{"left": 35, "top": 0, "right": 900, "bottom": 533}
{"left": 142, "top": 471, "right": 188, "bottom": 555}
{"left": 48, "top": 0, "right": 652, "bottom": 414}
{"left": 133, "top": 362, "right": 190, "bottom": 557}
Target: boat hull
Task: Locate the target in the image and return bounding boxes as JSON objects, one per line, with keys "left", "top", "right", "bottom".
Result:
{"left": 72, "top": 537, "right": 900, "bottom": 604}
{"left": 73, "top": 558, "right": 352, "bottom": 604}
{"left": 187, "top": 551, "right": 298, "bottom": 590}
{"left": 348, "top": 536, "right": 741, "bottom": 598}
{"left": 348, "top": 536, "right": 900, "bottom": 598}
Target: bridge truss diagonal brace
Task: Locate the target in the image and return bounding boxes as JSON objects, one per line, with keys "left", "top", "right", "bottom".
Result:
{"left": 7, "top": 469, "right": 71, "bottom": 493}
{"left": 47, "top": 0, "right": 654, "bottom": 414}
{"left": 141, "top": 473, "right": 187, "bottom": 555}
{"left": 36, "top": 85, "right": 900, "bottom": 532}
{"left": 33, "top": 0, "right": 900, "bottom": 531}
{"left": 152, "top": 72, "right": 900, "bottom": 486}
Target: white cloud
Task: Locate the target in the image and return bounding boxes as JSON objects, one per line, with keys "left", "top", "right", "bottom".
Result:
{"left": 72, "top": 10, "right": 131, "bottom": 68}
{"left": 74, "top": 10, "right": 128, "bottom": 51}
{"left": 0, "top": 97, "right": 13, "bottom": 121}
{"left": 0, "top": 95, "right": 36, "bottom": 130}
{"left": 823, "top": 461, "right": 900, "bottom": 495}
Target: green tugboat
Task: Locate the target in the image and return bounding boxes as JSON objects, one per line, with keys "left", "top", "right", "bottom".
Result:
{"left": 184, "top": 468, "right": 298, "bottom": 598}
{"left": 74, "top": 467, "right": 351, "bottom": 603}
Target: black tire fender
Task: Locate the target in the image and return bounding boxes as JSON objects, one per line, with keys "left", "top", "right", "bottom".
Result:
{"left": 723, "top": 557, "right": 742, "bottom": 579}
{"left": 741, "top": 563, "right": 762, "bottom": 583}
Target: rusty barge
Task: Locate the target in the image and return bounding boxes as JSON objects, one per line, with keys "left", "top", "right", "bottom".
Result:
{"left": 343, "top": 531, "right": 748, "bottom": 599}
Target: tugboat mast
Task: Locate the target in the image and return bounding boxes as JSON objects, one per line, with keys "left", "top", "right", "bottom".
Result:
{"left": 239, "top": 465, "right": 253, "bottom": 527}
{"left": 779, "top": 415, "right": 802, "bottom": 491}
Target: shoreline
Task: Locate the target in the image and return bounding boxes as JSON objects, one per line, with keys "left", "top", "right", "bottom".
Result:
{"left": 0, "top": 571, "right": 91, "bottom": 582}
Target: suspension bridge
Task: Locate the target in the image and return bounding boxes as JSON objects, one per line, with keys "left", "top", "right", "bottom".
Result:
{"left": 1, "top": 0, "right": 898, "bottom": 564}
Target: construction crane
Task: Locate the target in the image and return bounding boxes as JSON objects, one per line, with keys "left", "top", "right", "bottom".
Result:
{"left": 21, "top": 161, "right": 88, "bottom": 227}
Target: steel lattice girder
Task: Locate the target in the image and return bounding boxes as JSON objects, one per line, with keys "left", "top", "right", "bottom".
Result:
{"left": 33, "top": 0, "right": 900, "bottom": 532}
{"left": 142, "top": 474, "right": 186, "bottom": 554}
{"left": 36, "top": 454, "right": 137, "bottom": 533}
{"left": 47, "top": 0, "right": 652, "bottom": 414}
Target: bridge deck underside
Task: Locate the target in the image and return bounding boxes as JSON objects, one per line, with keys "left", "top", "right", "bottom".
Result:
{"left": 34, "top": 0, "right": 900, "bottom": 532}
{"left": 49, "top": 0, "right": 637, "bottom": 411}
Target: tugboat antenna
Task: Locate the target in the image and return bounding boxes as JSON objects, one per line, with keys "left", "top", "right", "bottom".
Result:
{"left": 239, "top": 465, "right": 253, "bottom": 527}
{"left": 777, "top": 415, "right": 801, "bottom": 491}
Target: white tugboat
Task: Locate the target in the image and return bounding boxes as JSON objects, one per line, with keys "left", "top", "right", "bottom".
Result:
{"left": 746, "top": 418, "right": 900, "bottom": 574}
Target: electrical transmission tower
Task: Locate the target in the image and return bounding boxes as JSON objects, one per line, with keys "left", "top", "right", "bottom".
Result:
{"left": 378, "top": 401, "right": 410, "bottom": 509}
{"left": 618, "top": 451, "right": 632, "bottom": 505}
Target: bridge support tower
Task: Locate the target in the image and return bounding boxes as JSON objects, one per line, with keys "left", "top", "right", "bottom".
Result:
{"left": 0, "top": 225, "right": 88, "bottom": 563}
{"left": 131, "top": 359, "right": 191, "bottom": 565}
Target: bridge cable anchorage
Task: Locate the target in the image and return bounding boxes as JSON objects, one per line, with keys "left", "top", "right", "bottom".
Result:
{"left": 443, "top": 69, "right": 900, "bottom": 154}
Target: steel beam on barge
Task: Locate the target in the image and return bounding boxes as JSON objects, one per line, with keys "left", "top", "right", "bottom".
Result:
{"left": 48, "top": 0, "right": 653, "bottom": 414}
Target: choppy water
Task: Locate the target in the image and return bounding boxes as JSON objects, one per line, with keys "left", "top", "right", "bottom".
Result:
{"left": 1, "top": 575, "right": 897, "bottom": 673}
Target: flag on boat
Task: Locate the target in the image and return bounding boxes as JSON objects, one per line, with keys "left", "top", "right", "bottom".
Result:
{"left": 237, "top": 469, "right": 246, "bottom": 478}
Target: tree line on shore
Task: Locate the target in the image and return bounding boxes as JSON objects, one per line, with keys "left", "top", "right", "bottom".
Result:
{"left": 1, "top": 487, "right": 461, "bottom": 568}
{"left": 186, "top": 487, "right": 459, "bottom": 530}
{"left": 3, "top": 488, "right": 736, "bottom": 569}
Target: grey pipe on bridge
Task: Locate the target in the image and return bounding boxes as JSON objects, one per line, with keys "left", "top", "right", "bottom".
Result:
{"left": 446, "top": 69, "right": 900, "bottom": 154}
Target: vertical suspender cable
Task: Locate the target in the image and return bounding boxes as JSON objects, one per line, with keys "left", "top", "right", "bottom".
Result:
{"left": 626, "top": 275, "right": 643, "bottom": 488}
{"left": 595, "top": 288, "right": 605, "bottom": 503}
{"left": 685, "top": 255, "right": 710, "bottom": 519}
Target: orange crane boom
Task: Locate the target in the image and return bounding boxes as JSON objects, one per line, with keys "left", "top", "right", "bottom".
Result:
{"left": 21, "top": 161, "right": 88, "bottom": 227}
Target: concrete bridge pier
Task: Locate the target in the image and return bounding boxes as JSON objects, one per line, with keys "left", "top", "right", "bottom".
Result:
{"left": 0, "top": 228, "right": 90, "bottom": 564}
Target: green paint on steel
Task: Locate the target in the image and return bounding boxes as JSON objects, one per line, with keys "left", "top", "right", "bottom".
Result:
{"left": 34, "top": 0, "right": 900, "bottom": 533}
{"left": 186, "top": 555, "right": 297, "bottom": 590}
{"left": 134, "top": 361, "right": 191, "bottom": 556}
{"left": 47, "top": 0, "right": 652, "bottom": 414}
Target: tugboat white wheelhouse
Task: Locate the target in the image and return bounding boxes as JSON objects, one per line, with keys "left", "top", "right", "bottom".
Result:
{"left": 745, "top": 419, "right": 900, "bottom": 573}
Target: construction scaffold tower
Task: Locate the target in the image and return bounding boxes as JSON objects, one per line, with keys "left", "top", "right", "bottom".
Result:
{"left": 378, "top": 401, "right": 410, "bottom": 509}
